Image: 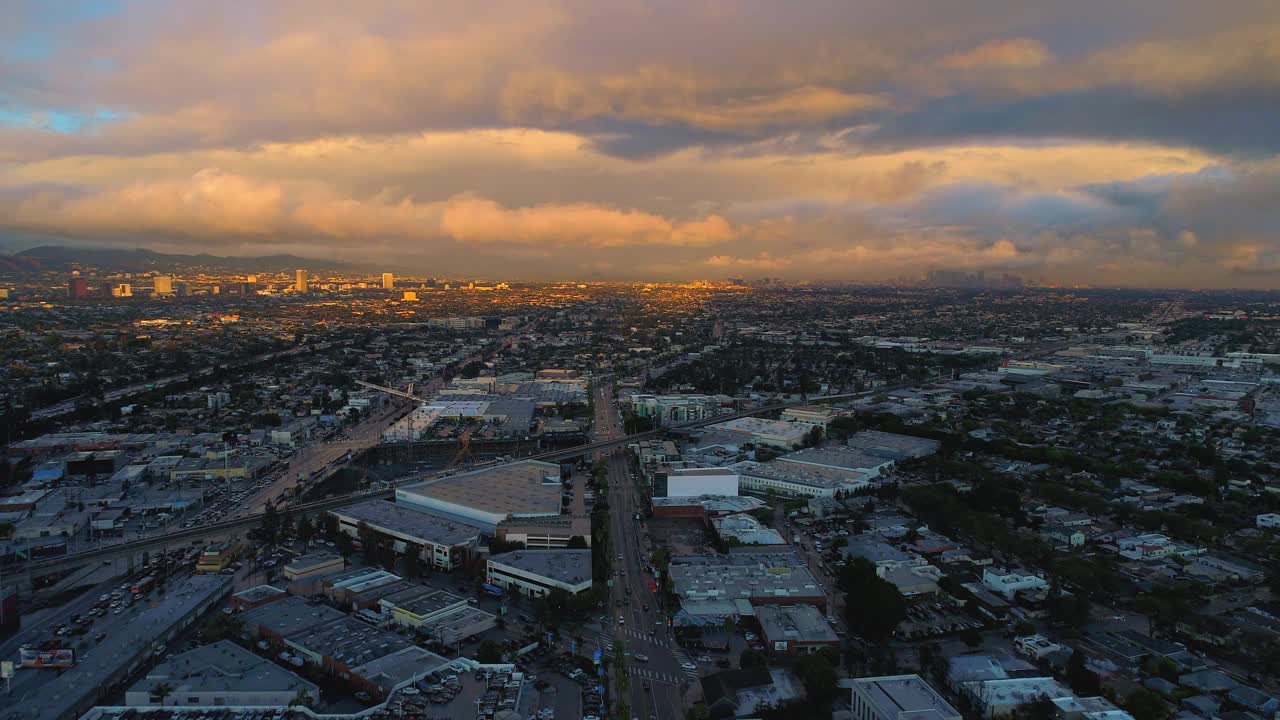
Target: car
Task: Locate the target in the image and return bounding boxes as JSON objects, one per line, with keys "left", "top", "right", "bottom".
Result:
{"left": 618, "top": 617, "right": 625, "bottom": 626}
{"left": 400, "top": 687, "right": 420, "bottom": 696}
{"left": 697, "top": 655, "right": 711, "bottom": 663}
{"left": 633, "top": 653, "right": 648, "bottom": 662}
{"left": 643, "top": 680, "right": 651, "bottom": 691}
{"left": 616, "top": 600, "right": 622, "bottom": 607}
{"left": 680, "top": 661, "right": 697, "bottom": 671}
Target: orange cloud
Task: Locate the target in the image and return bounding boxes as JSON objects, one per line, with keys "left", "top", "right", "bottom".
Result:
{"left": 942, "top": 39, "right": 1052, "bottom": 70}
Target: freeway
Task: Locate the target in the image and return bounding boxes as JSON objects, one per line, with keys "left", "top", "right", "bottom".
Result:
{"left": 12, "top": 388, "right": 876, "bottom": 580}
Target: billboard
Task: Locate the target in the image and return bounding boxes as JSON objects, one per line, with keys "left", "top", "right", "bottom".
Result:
{"left": 20, "top": 647, "right": 76, "bottom": 668}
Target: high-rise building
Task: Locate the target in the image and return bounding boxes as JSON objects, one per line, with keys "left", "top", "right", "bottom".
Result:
{"left": 295, "top": 269, "right": 309, "bottom": 293}
{"left": 67, "top": 277, "right": 90, "bottom": 299}
{"left": 382, "top": 272, "right": 395, "bottom": 290}
{"left": 153, "top": 275, "right": 174, "bottom": 294}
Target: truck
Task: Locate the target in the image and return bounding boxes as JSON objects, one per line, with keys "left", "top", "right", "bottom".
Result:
{"left": 130, "top": 576, "right": 155, "bottom": 595}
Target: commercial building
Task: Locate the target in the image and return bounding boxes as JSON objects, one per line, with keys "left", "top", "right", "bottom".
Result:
{"left": 781, "top": 405, "right": 843, "bottom": 430}
{"left": 654, "top": 466, "right": 739, "bottom": 498}
{"left": 381, "top": 272, "right": 395, "bottom": 289}
{"left": 395, "top": 460, "right": 562, "bottom": 533}
{"left": 710, "top": 417, "right": 809, "bottom": 449}
{"left": 628, "top": 394, "right": 719, "bottom": 426}
{"left": 229, "top": 585, "right": 287, "bottom": 612}
{"left": 669, "top": 551, "right": 825, "bottom": 609}
{"left": 282, "top": 552, "right": 345, "bottom": 582}
{"left": 321, "top": 567, "right": 411, "bottom": 609}
{"left": 495, "top": 514, "right": 591, "bottom": 548}
{"left": 755, "top": 605, "right": 839, "bottom": 655}
{"left": 124, "top": 640, "right": 317, "bottom": 708}
{"left": 153, "top": 275, "right": 174, "bottom": 294}
{"left": 850, "top": 675, "right": 962, "bottom": 720}
{"left": 710, "top": 513, "right": 786, "bottom": 546}
{"left": 295, "top": 269, "right": 308, "bottom": 293}
{"left": 486, "top": 549, "right": 593, "bottom": 598}
{"left": 331, "top": 500, "right": 482, "bottom": 571}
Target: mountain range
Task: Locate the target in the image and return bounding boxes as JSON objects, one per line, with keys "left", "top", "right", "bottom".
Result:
{"left": 0, "top": 244, "right": 358, "bottom": 275}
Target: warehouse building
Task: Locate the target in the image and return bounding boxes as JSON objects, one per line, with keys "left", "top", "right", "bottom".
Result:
{"left": 654, "top": 466, "right": 739, "bottom": 498}
{"left": 125, "top": 640, "right": 317, "bottom": 708}
{"left": 331, "top": 500, "right": 482, "bottom": 571}
{"left": 486, "top": 549, "right": 593, "bottom": 598}
{"left": 396, "top": 460, "right": 563, "bottom": 533}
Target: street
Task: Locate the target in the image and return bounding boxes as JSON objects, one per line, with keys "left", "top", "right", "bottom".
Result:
{"left": 592, "top": 380, "right": 692, "bottom": 720}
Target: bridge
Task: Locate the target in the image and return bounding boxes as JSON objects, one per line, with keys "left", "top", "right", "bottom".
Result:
{"left": 10, "top": 389, "right": 872, "bottom": 583}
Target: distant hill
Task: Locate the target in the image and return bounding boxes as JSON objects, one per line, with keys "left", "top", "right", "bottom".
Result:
{"left": 5, "top": 245, "right": 357, "bottom": 274}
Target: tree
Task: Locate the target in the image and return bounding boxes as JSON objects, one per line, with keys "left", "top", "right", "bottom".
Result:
{"left": 1124, "top": 690, "right": 1172, "bottom": 720}
{"left": 686, "top": 705, "right": 711, "bottom": 720}
{"left": 152, "top": 682, "right": 174, "bottom": 707}
{"left": 1066, "top": 651, "right": 1101, "bottom": 696}
{"left": 297, "top": 515, "right": 316, "bottom": 549}
{"left": 566, "top": 535, "right": 589, "bottom": 549}
{"left": 739, "top": 649, "right": 767, "bottom": 669}
{"left": 334, "top": 532, "right": 354, "bottom": 560}
{"left": 260, "top": 502, "right": 280, "bottom": 545}
{"left": 477, "top": 640, "right": 503, "bottom": 663}
{"left": 289, "top": 688, "right": 313, "bottom": 708}
{"left": 836, "top": 558, "right": 907, "bottom": 643}
{"left": 793, "top": 649, "right": 839, "bottom": 707}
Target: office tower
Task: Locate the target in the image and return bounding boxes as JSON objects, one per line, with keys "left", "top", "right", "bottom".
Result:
{"left": 153, "top": 275, "right": 174, "bottom": 294}
{"left": 382, "top": 272, "right": 395, "bottom": 290}
{"left": 295, "top": 269, "right": 309, "bottom": 293}
{"left": 246, "top": 274, "right": 258, "bottom": 283}
{"left": 67, "top": 277, "right": 90, "bottom": 299}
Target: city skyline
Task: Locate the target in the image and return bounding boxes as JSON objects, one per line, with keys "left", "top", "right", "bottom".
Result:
{"left": 1, "top": 2, "right": 1278, "bottom": 287}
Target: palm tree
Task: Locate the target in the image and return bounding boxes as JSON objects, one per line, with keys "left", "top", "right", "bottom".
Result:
{"left": 152, "top": 682, "right": 175, "bottom": 707}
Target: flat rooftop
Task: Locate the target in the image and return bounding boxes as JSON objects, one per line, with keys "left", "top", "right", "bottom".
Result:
{"left": 287, "top": 616, "right": 413, "bottom": 668}
{"left": 240, "top": 596, "right": 345, "bottom": 639}
{"left": 232, "top": 585, "right": 286, "bottom": 603}
{"left": 333, "top": 500, "right": 483, "bottom": 546}
{"left": 756, "top": 605, "right": 838, "bottom": 644}
{"left": 129, "top": 640, "right": 316, "bottom": 698}
{"left": 283, "top": 551, "right": 343, "bottom": 572}
{"left": 778, "top": 446, "right": 893, "bottom": 471}
{"left": 399, "top": 460, "right": 562, "bottom": 518}
{"left": 489, "top": 549, "right": 592, "bottom": 585}
{"left": 350, "top": 645, "right": 450, "bottom": 691}
{"left": 852, "top": 674, "right": 962, "bottom": 720}
{"left": 380, "top": 585, "right": 467, "bottom": 616}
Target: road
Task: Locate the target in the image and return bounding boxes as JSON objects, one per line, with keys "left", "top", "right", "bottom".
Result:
{"left": 592, "top": 380, "right": 691, "bottom": 720}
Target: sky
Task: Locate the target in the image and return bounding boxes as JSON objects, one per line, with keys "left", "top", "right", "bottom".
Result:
{"left": 1, "top": 1, "right": 1278, "bottom": 286}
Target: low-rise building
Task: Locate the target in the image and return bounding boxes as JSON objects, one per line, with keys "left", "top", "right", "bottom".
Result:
{"left": 711, "top": 513, "right": 786, "bottom": 546}
{"left": 781, "top": 405, "right": 843, "bottom": 430}
{"left": 239, "top": 596, "right": 345, "bottom": 644}
{"left": 124, "top": 640, "right": 318, "bottom": 708}
{"left": 486, "top": 549, "right": 593, "bottom": 598}
{"left": 230, "top": 585, "right": 287, "bottom": 612}
{"left": 282, "top": 552, "right": 344, "bottom": 582}
{"left": 733, "top": 460, "right": 865, "bottom": 498}
{"left": 960, "top": 677, "right": 1072, "bottom": 718}
{"left": 711, "top": 417, "right": 809, "bottom": 449}
{"left": 654, "top": 466, "right": 739, "bottom": 498}
{"left": 850, "top": 674, "right": 962, "bottom": 720}
{"left": 755, "top": 605, "right": 839, "bottom": 655}
{"left": 845, "top": 430, "right": 942, "bottom": 460}
{"left": 981, "top": 567, "right": 1048, "bottom": 600}
{"left": 331, "top": 500, "right": 482, "bottom": 571}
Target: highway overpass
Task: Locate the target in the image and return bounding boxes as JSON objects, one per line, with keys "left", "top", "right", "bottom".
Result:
{"left": 9, "top": 390, "right": 870, "bottom": 584}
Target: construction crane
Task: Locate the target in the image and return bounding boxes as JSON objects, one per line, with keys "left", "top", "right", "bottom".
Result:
{"left": 446, "top": 429, "right": 476, "bottom": 469}
{"left": 354, "top": 379, "right": 420, "bottom": 401}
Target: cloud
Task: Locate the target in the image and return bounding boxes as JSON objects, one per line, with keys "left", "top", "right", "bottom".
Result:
{"left": 3, "top": 168, "right": 734, "bottom": 250}
{"left": 942, "top": 39, "right": 1052, "bottom": 70}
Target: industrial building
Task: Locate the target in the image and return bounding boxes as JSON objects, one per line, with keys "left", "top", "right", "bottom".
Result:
{"left": 775, "top": 446, "right": 895, "bottom": 479}
{"left": 495, "top": 514, "right": 591, "bottom": 548}
{"left": 330, "top": 500, "right": 482, "bottom": 571}
{"left": 654, "top": 466, "right": 739, "bottom": 498}
{"left": 125, "top": 640, "right": 317, "bottom": 708}
{"left": 486, "top": 549, "right": 593, "bottom": 598}
{"left": 282, "top": 552, "right": 345, "bottom": 582}
{"left": 845, "top": 430, "right": 942, "bottom": 460}
{"left": 710, "top": 417, "right": 809, "bottom": 449}
{"left": 395, "top": 460, "right": 563, "bottom": 533}
{"left": 733, "top": 460, "right": 862, "bottom": 499}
